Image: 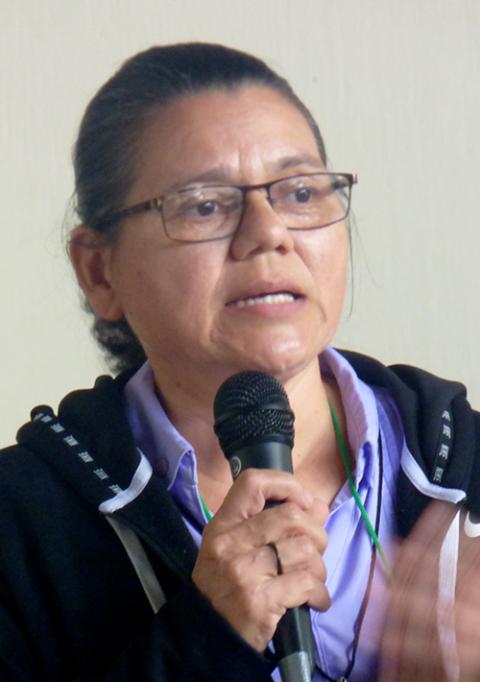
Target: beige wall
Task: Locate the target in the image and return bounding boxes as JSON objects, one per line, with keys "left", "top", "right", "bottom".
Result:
{"left": 2, "top": 0, "right": 479, "bottom": 446}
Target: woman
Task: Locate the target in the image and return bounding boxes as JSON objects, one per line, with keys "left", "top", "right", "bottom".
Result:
{"left": 1, "top": 43, "right": 479, "bottom": 682}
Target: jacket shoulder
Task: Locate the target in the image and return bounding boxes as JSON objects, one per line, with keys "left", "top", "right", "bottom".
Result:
{"left": 337, "top": 349, "right": 480, "bottom": 535}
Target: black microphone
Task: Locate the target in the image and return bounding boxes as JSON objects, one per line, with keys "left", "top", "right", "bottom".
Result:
{"left": 213, "top": 371, "right": 315, "bottom": 682}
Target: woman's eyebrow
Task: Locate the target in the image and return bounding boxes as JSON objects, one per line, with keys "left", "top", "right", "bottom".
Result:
{"left": 170, "top": 155, "right": 324, "bottom": 190}
{"left": 274, "top": 154, "right": 324, "bottom": 171}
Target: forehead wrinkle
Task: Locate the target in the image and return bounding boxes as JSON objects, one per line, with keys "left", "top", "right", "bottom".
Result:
{"left": 168, "top": 153, "right": 325, "bottom": 191}
{"left": 129, "top": 87, "right": 323, "bottom": 200}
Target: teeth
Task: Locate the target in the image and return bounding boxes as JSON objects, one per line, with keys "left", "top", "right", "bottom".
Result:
{"left": 235, "top": 293, "right": 295, "bottom": 308}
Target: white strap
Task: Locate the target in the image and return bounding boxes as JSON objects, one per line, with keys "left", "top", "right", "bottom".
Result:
{"left": 99, "top": 449, "right": 152, "bottom": 514}
{"left": 437, "top": 509, "right": 460, "bottom": 682}
{"left": 464, "top": 511, "right": 480, "bottom": 538}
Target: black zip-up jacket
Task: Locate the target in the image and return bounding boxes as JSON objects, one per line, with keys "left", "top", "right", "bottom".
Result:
{"left": 1, "top": 351, "right": 479, "bottom": 681}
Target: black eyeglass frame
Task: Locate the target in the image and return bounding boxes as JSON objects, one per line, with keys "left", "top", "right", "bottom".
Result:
{"left": 96, "top": 171, "right": 358, "bottom": 242}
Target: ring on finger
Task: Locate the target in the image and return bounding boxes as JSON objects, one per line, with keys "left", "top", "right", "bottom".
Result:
{"left": 266, "top": 542, "right": 284, "bottom": 575}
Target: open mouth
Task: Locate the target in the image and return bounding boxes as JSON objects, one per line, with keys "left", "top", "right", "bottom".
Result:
{"left": 229, "top": 291, "right": 301, "bottom": 309}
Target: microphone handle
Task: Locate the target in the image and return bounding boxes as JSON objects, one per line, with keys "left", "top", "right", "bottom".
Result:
{"left": 275, "top": 607, "right": 315, "bottom": 682}
{"left": 227, "top": 441, "right": 315, "bottom": 681}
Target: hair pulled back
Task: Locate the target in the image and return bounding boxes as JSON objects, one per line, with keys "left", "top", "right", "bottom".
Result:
{"left": 72, "top": 42, "right": 327, "bottom": 373}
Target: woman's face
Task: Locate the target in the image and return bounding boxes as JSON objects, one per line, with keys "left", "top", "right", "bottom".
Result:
{"left": 101, "top": 86, "right": 349, "bottom": 393}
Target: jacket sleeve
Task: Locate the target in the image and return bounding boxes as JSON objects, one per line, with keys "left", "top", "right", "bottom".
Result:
{"left": 72, "top": 582, "right": 275, "bottom": 682}
{"left": 0, "top": 576, "right": 274, "bottom": 682}
{"left": 0, "top": 592, "right": 39, "bottom": 682}
{"left": 0, "top": 447, "right": 275, "bottom": 682}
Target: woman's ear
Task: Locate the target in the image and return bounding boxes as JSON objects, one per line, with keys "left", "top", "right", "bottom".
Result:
{"left": 68, "top": 225, "right": 124, "bottom": 321}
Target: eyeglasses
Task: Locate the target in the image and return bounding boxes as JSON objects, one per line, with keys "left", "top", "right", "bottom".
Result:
{"left": 98, "top": 172, "right": 358, "bottom": 243}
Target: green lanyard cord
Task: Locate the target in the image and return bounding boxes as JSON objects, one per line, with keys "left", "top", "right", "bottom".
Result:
{"left": 200, "top": 494, "right": 213, "bottom": 522}
{"left": 328, "top": 399, "right": 392, "bottom": 577}
{"left": 200, "top": 400, "right": 392, "bottom": 576}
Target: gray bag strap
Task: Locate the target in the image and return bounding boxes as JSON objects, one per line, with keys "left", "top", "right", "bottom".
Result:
{"left": 106, "top": 516, "right": 166, "bottom": 614}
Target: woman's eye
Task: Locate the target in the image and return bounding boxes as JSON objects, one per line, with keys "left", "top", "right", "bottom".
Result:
{"left": 293, "top": 187, "right": 313, "bottom": 203}
{"left": 194, "top": 201, "right": 217, "bottom": 217}
{"left": 332, "top": 179, "right": 348, "bottom": 192}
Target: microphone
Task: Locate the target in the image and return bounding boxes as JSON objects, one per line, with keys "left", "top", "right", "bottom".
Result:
{"left": 213, "top": 371, "right": 315, "bottom": 682}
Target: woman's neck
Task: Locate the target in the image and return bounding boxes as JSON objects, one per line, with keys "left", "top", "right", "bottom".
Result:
{"left": 152, "top": 358, "right": 351, "bottom": 512}
{"left": 291, "top": 373, "right": 351, "bottom": 505}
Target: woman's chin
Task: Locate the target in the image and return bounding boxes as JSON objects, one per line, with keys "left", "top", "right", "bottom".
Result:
{"left": 226, "top": 338, "right": 321, "bottom": 382}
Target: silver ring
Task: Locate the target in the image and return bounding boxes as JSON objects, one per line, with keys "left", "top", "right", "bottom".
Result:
{"left": 267, "top": 542, "right": 283, "bottom": 575}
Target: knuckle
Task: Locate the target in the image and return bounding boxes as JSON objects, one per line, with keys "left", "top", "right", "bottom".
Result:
{"left": 224, "top": 557, "right": 246, "bottom": 584}
{"left": 237, "top": 470, "right": 268, "bottom": 508}
{"left": 294, "top": 536, "right": 317, "bottom": 561}
{"left": 239, "top": 468, "right": 260, "bottom": 491}
{"left": 297, "top": 568, "right": 327, "bottom": 601}
{"left": 302, "top": 572, "right": 318, "bottom": 594}
{"left": 245, "top": 518, "right": 268, "bottom": 547}
{"left": 319, "top": 528, "right": 328, "bottom": 551}
{"left": 208, "top": 533, "right": 230, "bottom": 559}
{"left": 281, "top": 501, "right": 303, "bottom": 524}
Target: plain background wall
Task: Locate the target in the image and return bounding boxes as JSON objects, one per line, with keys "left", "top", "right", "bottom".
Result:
{"left": 2, "top": 0, "right": 479, "bottom": 446}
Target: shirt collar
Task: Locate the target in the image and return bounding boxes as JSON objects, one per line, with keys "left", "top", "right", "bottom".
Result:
{"left": 320, "top": 347, "right": 380, "bottom": 487}
{"left": 123, "top": 348, "right": 380, "bottom": 493}
{"left": 123, "top": 362, "right": 195, "bottom": 489}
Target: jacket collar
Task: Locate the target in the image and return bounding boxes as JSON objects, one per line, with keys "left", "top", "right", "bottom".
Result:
{"left": 17, "top": 372, "right": 198, "bottom": 580}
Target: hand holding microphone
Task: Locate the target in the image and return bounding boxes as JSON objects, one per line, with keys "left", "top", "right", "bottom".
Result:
{"left": 191, "top": 371, "right": 330, "bottom": 681}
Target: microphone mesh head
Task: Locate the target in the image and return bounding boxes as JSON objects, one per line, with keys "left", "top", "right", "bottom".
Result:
{"left": 213, "top": 371, "right": 295, "bottom": 457}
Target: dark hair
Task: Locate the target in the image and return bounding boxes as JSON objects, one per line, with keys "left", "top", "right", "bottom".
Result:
{"left": 72, "top": 42, "right": 327, "bottom": 373}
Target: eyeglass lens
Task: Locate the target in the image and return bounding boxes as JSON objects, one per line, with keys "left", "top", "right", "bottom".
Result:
{"left": 162, "top": 173, "right": 352, "bottom": 242}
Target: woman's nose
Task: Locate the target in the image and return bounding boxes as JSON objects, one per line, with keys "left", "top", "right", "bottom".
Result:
{"left": 228, "top": 191, "right": 295, "bottom": 260}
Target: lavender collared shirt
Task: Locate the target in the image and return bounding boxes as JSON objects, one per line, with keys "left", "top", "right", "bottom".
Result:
{"left": 123, "top": 348, "right": 406, "bottom": 681}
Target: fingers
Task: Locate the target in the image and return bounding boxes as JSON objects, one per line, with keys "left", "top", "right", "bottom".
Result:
{"left": 255, "top": 537, "right": 330, "bottom": 611}
{"left": 193, "top": 541, "right": 330, "bottom": 651}
{"left": 271, "top": 533, "right": 327, "bottom": 579}
{"left": 380, "top": 585, "right": 446, "bottom": 681}
{"left": 212, "top": 468, "right": 316, "bottom": 527}
{"left": 210, "top": 542, "right": 329, "bottom": 610}
{"left": 192, "top": 468, "right": 330, "bottom": 651}
{"left": 451, "top": 531, "right": 480, "bottom": 681}
{"left": 205, "top": 497, "right": 328, "bottom": 560}
{"left": 378, "top": 501, "right": 460, "bottom": 682}
{"left": 264, "top": 569, "right": 331, "bottom": 613}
